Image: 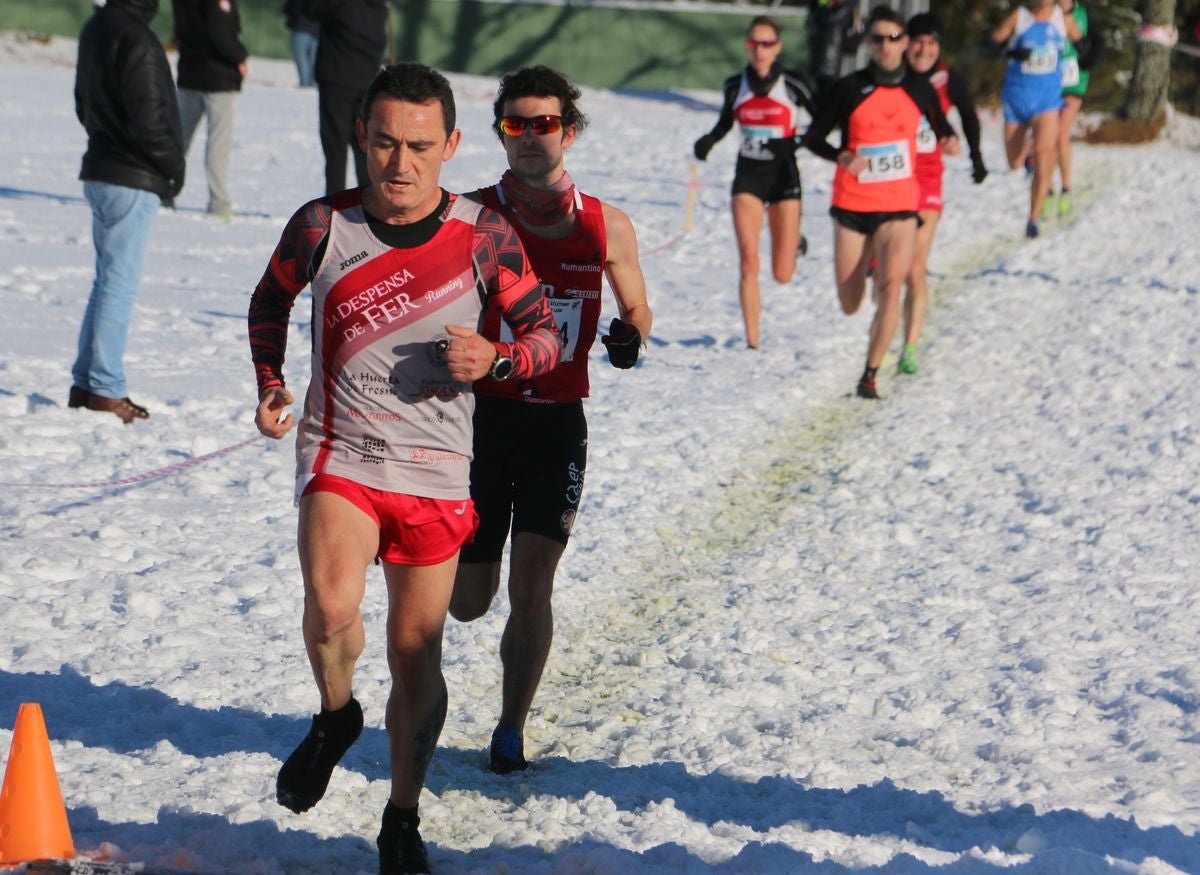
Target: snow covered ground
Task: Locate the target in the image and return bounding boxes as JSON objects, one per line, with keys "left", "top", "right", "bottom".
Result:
{"left": 1, "top": 31, "right": 1199, "bottom": 875}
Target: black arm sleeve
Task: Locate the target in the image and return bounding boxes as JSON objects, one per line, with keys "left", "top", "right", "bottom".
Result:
{"left": 784, "top": 70, "right": 819, "bottom": 119}
{"left": 1076, "top": 8, "right": 1103, "bottom": 69}
{"left": 905, "top": 76, "right": 956, "bottom": 141}
{"left": 947, "top": 69, "right": 983, "bottom": 161}
{"left": 703, "top": 75, "right": 741, "bottom": 143}
{"left": 800, "top": 74, "right": 858, "bottom": 162}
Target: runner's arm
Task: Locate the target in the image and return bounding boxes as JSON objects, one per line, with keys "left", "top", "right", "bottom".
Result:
{"left": 801, "top": 75, "right": 854, "bottom": 162}
{"left": 601, "top": 203, "right": 652, "bottom": 341}
{"left": 908, "top": 77, "right": 958, "bottom": 147}
{"left": 785, "top": 70, "right": 820, "bottom": 120}
{"left": 473, "top": 209, "right": 563, "bottom": 380}
{"left": 1064, "top": 12, "right": 1082, "bottom": 42}
{"left": 248, "top": 199, "right": 330, "bottom": 396}
{"left": 694, "top": 76, "right": 740, "bottom": 159}
{"left": 1076, "top": 8, "right": 1103, "bottom": 68}
{"left": 991, "top": 8, "right": 1020, "bottom": 45}
{"left": 947, "top": 69, "right": 984, "bottom": 164}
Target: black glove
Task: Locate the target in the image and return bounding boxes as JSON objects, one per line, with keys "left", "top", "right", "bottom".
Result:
{"left": 978, "top": 37, "right": 1006, "bottom": 59}
{"left": 1006, "top": 46, "right": 1032, "bottom": 61}
{"left": 600, "top": 318, "right": 642, "bottom": 369}
{"left": 971, "top": 155, "right": 988, "bottom": 185}
{"left": 693, "top": 133, "right": 717, "bottom": 162}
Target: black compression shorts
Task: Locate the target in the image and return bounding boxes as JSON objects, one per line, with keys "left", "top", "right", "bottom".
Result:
{"left": 829, "top": 206, "right": 919, "bottom": 236}
{"left": 731, "top": 155, "right": 802, "bottom": 204}
{"left": 459, "top": 396, "right": 588, "bottom": 563}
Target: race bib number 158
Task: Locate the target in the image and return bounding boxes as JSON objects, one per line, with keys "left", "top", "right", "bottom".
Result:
{"left": 857, "top": 140, "right": 912, "bottom": 183}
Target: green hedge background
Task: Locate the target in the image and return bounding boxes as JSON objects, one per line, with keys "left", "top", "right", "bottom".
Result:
{"left": 4, "top": 0, "right": 1198, "bottom": 111}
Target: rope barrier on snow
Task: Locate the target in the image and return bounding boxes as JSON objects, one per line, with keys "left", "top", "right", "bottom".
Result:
{"left": 0, "top": 434, "right": 262, "bottom": 490}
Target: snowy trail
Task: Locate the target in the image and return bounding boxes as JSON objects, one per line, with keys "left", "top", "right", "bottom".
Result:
{"left": 1, "top": 37, "right": 1199, "bottom": 874}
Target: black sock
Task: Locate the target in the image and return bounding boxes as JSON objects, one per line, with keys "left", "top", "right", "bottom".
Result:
{"left": 861, "top": 366, "right": 878, "bottom": 382}
{"left": 319, "top": 697, "right": 358, "bottom": 722}
{"left": 382, "top": 800, "right": 420, "bottom": 831}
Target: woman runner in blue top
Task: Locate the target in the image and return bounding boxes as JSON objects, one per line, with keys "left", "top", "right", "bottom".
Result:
{"left": 992, "top": 0, "right": 1081, "bottom": 237}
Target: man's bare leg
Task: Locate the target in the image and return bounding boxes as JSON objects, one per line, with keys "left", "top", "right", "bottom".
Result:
{"left": 499, "top": 532, "right": 565, "bottom": 730}
{"left": 449, "top": 560, "right": 501, "bottom": 623}
{"left": 276, "top": 491, "right": 377, "bottom": 813}
{"left": 382, "top": 553, "right": 459, "bottom": 807}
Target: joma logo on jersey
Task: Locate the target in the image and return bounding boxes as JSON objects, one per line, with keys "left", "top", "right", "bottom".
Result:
{"left": 339, "top": 251, "right": 369, "bottom": 271}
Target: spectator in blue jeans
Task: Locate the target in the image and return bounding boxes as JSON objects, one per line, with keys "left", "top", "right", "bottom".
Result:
{"left": 284, "top": 0, "right": 320, "bottom": 87}
{"left": 71, "top": 0, "right": 185, "bottom": 423}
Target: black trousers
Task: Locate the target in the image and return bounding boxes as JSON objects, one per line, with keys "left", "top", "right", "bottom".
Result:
{"left": 318, "top": 83, "right": 369, "bottom": 195}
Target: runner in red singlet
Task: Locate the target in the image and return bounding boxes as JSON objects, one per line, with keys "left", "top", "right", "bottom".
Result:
{"left": 898, "top": 12, "right": 987, "bottom": 377}
{"left": 249, "top": 63, "right": 561, "bottom": 875}
{"left": 693, "top": 15, "right": 817, "bottom": 349}
{"left": 802, "top": 6, "right": 959, "bottom": 399}
{"left": 448, "top": 66, "right": 652, "bottom": 775}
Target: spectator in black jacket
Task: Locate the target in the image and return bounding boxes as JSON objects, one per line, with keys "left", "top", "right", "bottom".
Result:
{"left": 304, "top": 0, "right": 389, "bottom": 195}
{"left": 283, "top": 0, "right": 320, "bottom": 87}
{"left": 70, "top": 0, "right": 185, "bottom": 424}
{"left": 807, "top": 0, "right": 862, "bottom": 105}
{"left": 173, "top": 0, "right": 248, "bottom": 220}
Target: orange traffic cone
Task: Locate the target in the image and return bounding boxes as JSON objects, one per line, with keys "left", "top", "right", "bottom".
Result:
{"left": 0, "top": 702, "right": 76, "bottom": 863}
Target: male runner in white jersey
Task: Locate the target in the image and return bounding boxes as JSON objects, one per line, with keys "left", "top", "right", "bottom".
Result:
{"left": 249, "top": 63, "right": 562, "bottom": 874}
{"left": 449, "top": 66, "right": 652, "bottom": 774}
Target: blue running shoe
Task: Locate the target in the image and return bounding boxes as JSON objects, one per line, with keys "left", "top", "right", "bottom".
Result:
{"left": 489, "top": 722, "right": 528, "bottom": 774}
{"left": 1025, "top": 220, "right": 1039, "bottom": 239}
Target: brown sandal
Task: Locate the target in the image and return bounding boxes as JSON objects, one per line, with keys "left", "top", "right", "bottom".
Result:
{"left": 86, "top": 393, "right": 150, "bottom": 424}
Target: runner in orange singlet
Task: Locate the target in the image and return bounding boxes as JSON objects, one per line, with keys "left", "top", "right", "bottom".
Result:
{"left": 802, "top": 6, "right": 958, "bottom": 399}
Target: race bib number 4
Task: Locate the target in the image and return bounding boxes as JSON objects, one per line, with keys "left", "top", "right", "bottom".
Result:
{"left": 500, "top": 298, "right": 584, "bottom": 362}
{"left": 857, "top": 140, "right": 912, "bottom": 183}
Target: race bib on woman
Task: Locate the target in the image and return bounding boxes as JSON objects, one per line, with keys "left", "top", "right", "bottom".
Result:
{"left": 858, "top": 140, "right": 912, "bottom": 183}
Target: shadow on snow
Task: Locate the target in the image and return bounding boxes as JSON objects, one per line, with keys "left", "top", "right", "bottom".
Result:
{"left": 3, "top": 667, "right": 1196, "bottom": 873}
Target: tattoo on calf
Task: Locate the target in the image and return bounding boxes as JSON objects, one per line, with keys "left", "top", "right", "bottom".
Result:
{"left": 411, "top": 677, "right": 448, "bottom": 786}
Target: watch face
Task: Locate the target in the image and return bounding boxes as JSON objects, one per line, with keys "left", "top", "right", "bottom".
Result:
{"left": 491, "top": 356, "right": 514, "bottom": 381}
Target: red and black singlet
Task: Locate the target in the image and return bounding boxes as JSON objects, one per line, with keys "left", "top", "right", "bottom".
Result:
{"left": 474, "top": 185, "right": 608, "bottom": 404}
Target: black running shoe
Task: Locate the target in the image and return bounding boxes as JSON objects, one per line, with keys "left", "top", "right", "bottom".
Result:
{"left": 489, "top": 722, "right": 528, "bottom": 774}
{"left": 378, "top": 806, "right": 431, "bottom": 875}
{"left": 856, "top": 374, "right": 880, "bottom": 400}
{"left": 276, "top": 697, "right": 363, "bottom": 813}
{"left": 798, "top": 234, "right": 808, "bottom": 256}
